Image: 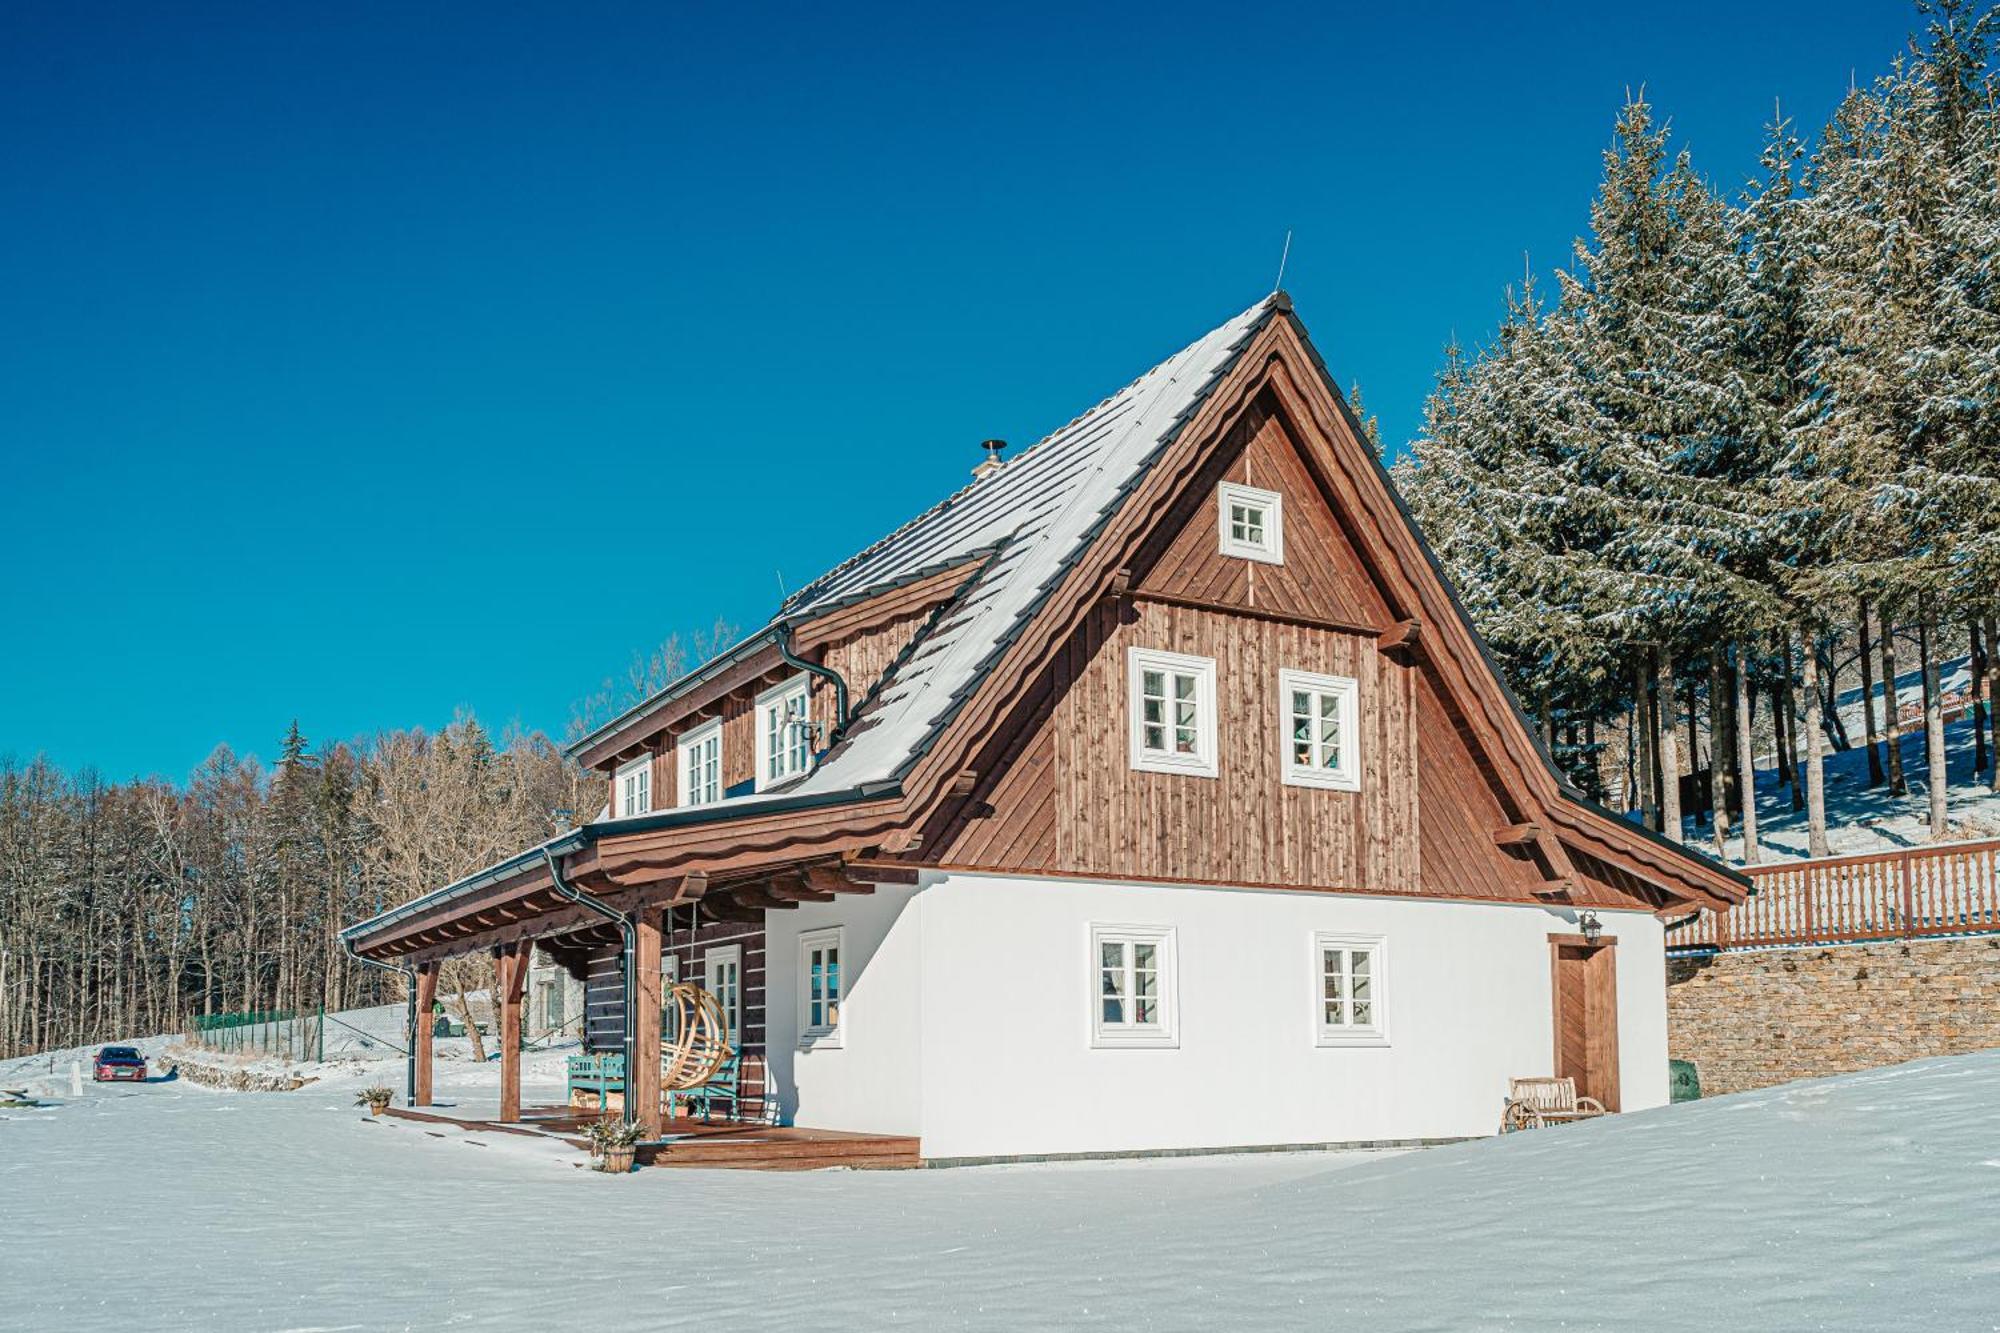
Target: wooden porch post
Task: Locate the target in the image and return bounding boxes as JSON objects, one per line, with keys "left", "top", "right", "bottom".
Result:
{"left": 631, "top": 909, "right": 663, "bottom": 1139}
{"left": 498, "top": 941, "right": 530, "bottom": 1123}
{"left": 412, "top": 959, "right": 439, "bottom": 1107}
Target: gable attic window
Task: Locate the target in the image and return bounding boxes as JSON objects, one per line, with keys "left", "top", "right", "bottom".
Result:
{"left": 678, "top": 717, "right": 722, "bottom": 807}
{"left": 615, "top": 755, "right": 653, "bottom": 818}
{"left": 755, "top": 674, "right": 812, "bottom": 791}
{"left": 1217, "top": 481, "right": 1283, "bottom": 563}
{"left": 1128, "top": 648, "right": 1217, "bottom": 778}
{"left": 1279, "top": 668, "right": 1360, "bottom": 791}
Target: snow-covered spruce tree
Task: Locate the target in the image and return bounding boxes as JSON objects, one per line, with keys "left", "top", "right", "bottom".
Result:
{"left": 1346, "top": 381, "right": 1386, "bottom": 458}
{"left": 1740, "top": 108, "right": 1830, "bottom": 855}
{"left": 1796, "top": 3, "right": 2000, "bottom": 837}
{"left": 1396, "top": 284, "right": 1632, "bottom": 798}
{"left": 1556, "top": 97, "right": 1775, "bottom": 844}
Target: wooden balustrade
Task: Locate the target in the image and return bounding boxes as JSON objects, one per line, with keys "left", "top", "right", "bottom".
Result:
{"left": 1666, "top": 837, "right": 2000, "bottom": 953}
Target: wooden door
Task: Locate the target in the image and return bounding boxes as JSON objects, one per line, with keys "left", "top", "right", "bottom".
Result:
{"left": 1548, "top": 935, "right": 1620, "bottom": 1111}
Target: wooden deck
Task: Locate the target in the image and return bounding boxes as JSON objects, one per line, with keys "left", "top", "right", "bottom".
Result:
{"left": 383, "top": 1104, "right": 921, "bottom": 1171}
{"left": 1666, "top": 837, "right": 2000, "bottom": 953}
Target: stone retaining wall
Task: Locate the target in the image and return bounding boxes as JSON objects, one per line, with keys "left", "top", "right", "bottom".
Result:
{"left": 168, "top": 1049, "right": 318, "bottom": 1093}
{"left": 1666, "top": 934, "right": 2000, "bottom": 1095}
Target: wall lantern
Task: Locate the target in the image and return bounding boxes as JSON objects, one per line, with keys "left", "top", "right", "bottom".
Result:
{"left": 1578, "top": 911, "right": 1603, "bottom": 946}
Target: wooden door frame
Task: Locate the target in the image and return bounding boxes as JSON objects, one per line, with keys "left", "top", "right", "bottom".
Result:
{"left": 1547, "top": 933, "right": 1620, "bottom": 1112}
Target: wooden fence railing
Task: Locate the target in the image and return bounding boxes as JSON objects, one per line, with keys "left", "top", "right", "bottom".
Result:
{"left": 1666, "top": 837, "right": 2000, "bottom": 953}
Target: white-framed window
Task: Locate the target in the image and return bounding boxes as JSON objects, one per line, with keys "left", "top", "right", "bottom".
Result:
{"left": 798, "top": 927, "right": 843, "bottom": 1048}
{"left": 1090, "top": 923, "right": 1178, "bottom": 1048}
{"left": 1217, "top": 481, "right": 1283, "bottom": 563}
{"left": 1314, "top": 933, "right": 1387, "bottom": 1046}
{"left": 705, "top": 944, "right": 743, "bottom": 1048}
{"left": 678, "top": 717, "right": 722, "bottom": 807}
{"left": 615, "top": 754, "right": 653, "bottom": 818}
{"left": 1279, "top": 668, "right": 1360, "bottom": 791}
{"left": 755, "top": 675, "right": 812, "bottom": 791}
{"left": 1127, "top": 648, "right": 1218, "bottom": 778}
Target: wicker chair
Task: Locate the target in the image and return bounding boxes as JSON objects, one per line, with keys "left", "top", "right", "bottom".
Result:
{"left": 1501, "top": 1076, "right": 1607, "bottom": 1132}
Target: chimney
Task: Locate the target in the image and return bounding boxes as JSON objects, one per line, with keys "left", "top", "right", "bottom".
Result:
{"left": 973, "top": 438, "right": 1007, "bottom": 480}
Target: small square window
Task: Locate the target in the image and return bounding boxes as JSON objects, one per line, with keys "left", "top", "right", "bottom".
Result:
{"left": 1279, "top": 669, "right": 1360, "bottom": 791}
{"left": 1128, "top": 648, "right": 1218, "bottom": 778}
{"left": 1218, "top": 481, "right": 1283, "bottom": 563}
{"left": 678, "top": 717, "right": 722, "bottom": 807}
{"left": 615, "top": 755, "right": 653, "bottom": 818}
{"left": 1314, "top": 934, "right": 1387, "bottom": 1045}
{"left": 1091, "top": 924, "right": 1178, "bottom": 1048}
{"left": 755, "top": 675, "right": 813, "bottom": 792}
{"left": 798, "top": 927, "right": 844, "bottom": 1049}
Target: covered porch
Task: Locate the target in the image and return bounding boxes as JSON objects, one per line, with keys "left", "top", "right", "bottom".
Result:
{"left": 340, "top": 820, "right": 917, "bottom": 1166}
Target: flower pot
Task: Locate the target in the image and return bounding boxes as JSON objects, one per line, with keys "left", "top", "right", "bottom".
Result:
{"left": 367, "top": 1100, "right": 389, "bottom": 1117}
{"left": 600, "top": 1146, "right": 636, "bottom": 1174}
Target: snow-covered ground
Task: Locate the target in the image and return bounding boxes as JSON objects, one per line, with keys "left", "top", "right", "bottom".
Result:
{"left": 1690, "top": 709, "right": 2000, "bottom": 863}
{"left": 6, "top": 1036, "right": 2000, "bottom": 1330}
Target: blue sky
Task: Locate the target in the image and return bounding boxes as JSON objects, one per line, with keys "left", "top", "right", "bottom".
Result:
{"left": 0, "top": 2, "right": 1920, "bottom": 781}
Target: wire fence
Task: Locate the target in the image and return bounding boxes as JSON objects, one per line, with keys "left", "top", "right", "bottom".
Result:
{"left": 187, "top": 1008, "right": 326, "bottom": 1061}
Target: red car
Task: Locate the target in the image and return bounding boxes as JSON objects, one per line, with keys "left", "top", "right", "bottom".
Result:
{"left": 93, "top": 1046, "right": 147, "bottom": 1082}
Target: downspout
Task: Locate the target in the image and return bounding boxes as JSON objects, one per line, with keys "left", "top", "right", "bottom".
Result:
{"left": 542, "top": 847, "right": 639, "bottom": 1127}
{"left": 776, "top": 620, "right": 850, "bottom": 743}
{"left": 342, "top": 937, "right": 418, "bottom": 1105}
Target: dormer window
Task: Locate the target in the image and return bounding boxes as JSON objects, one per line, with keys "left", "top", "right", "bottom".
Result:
{"left": 755, "top": 675, "right": 812, "bottom": 791}
{"left": 615, "top": 755, "right": 652, "bottom": 818}
{"left": 678, "top": 717, "right": 722, "bottom": 807}
{"left": 1217, "top": 481, "right": 1283, "bottom": 564}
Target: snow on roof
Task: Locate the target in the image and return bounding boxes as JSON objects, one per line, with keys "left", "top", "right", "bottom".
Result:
{"left": 782, "top": 295, "right": 1278, "bottom": 794}
{"left": 576, "top": 294, "right": 1280, "bottom": 800}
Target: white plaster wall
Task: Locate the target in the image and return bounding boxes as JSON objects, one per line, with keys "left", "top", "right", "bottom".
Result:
{"left": 912, "top": 872, "right": 1668, "bottom": 1161}
{"left": 1614, "top": 908, "right": 1669, "bottom": 1110}
{"left": 762, "top": 882, "right": 925, "bottom": 1136}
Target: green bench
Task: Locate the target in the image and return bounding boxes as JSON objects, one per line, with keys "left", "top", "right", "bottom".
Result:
{"left": 567, "top": 1052, "right": 624, "bottom": 1106}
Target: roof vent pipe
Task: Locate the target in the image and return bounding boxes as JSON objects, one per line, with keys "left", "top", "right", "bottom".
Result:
{"left": 973, "top": 439, "right": 1007, "bottom": 479}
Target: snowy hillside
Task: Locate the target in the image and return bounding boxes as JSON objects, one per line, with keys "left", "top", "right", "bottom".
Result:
{"left": 5, "top": 1039, "right": 1999, "bottom": 1329}
{"left": 1688, "top": 708, "right": 1999, "bottom": 864}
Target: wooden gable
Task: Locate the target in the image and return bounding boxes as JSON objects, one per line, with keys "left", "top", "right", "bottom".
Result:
{"left": 922, "top": 309, "right": 1743, "bottom": 915}
{"left": 1134, "top": 407, "right": 1391, "bottom": 631}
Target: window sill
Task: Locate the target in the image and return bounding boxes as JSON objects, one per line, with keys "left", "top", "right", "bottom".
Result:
{"left": 1315, "top": 1032, "right": 1390, "bottom": 1049}
{"left": 1131, "top": 756, "right": 1219, "bottom": 780}
{"left": 798, "top": 1029, "right": 843, "bottom": 1052}
{"left": 1219, "top": 541, "right": 1284, "bottom": 565}
{"left": 1283, "top": 767, "right": 1361, "bottom": 792}
{"left": 1090, "top": 1030, "right": 1180, "bottom": 1051}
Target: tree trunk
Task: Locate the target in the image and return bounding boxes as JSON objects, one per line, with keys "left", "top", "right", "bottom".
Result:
{"left": 1686, "top": 672, "right": 1705, "bottom": 827}
{"left": 454, "top": 988, "right": 489, "bottom": 1063}
{"left": 1801, "top": 628, "right": 1831, "bottom": 858}
{"left": 1988, "top": 613, "right": 2000, "bottom": 795}
{"left": 1708, "top": 655, "right": 1731, "bottom": 857}
{"left": 1972, "top": 617, "right": 1989, "bottom": 779}
{"left": 1657, "top": 650, "right": 1683, "bottom": 844}
{"left": 1635, "top": 659, "right": 1658, "bottom": 831}
{"left": 1881, "top": 608, "right": 1908, "bottom": 796}
{"left": 1859, "top": 599, "right": 1885, "bottom": 786}
{"left": 1735, "top": 642, "right": 1760, "bottom": 865}
{"left": 1777, "top": 634, "right": 1805, "bottom": 813}
{"left": 1920, "top": 605, "right": 1948, "bottom": 839}
{"left": 1820, "top": 641, "right": 1851, "bottom": 750}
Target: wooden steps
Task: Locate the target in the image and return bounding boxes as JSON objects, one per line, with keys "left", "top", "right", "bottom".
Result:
{"left": 635, "top": 1128, "right": 921, "bottom": 1171}
{"left": 382, "top": 1104, "right": 920, "bottom": 1170}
